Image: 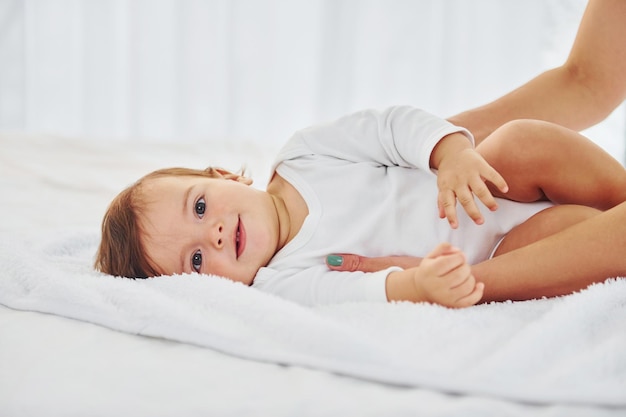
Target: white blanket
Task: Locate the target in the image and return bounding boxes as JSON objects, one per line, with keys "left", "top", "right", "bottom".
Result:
{"left": 1, "top": 229, "right": 624, "bottom": 407}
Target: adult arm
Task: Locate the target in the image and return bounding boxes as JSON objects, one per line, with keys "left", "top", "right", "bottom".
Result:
{"left": 448, "top": 0, "right": 626, "bottom": 143}
{"left": 326, "top": 1, "right": 626, "bottom": 275}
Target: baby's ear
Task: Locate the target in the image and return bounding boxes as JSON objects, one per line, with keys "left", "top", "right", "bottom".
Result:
{"left": 235, "top": 176, "right": 253, "bottom": 185}
{"left": 212, "top": 167, "right": 253, "bottom": 185}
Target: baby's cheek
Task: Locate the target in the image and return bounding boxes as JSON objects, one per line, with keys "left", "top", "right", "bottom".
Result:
{"left": 207, "top": 261, "right": 244, "bottom": 284}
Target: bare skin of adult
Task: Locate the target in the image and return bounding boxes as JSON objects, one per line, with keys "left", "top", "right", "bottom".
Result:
{"left": 338, "top": 205, "right": 626, "bottom": 303}
{"left": 327, "top": 0, "right": 626, "bottom": 301}
{"left": 448, "top": 0, "right": 626, "bottom": 144}
{"left": 331, "top": 120, "right": 626, "bottom": 303}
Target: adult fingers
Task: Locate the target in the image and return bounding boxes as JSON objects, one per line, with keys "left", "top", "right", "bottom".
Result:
{"left": 326, "top": 254, "right": 423, "bottom": 272}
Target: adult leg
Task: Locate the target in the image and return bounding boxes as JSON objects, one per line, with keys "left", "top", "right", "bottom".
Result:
{"left": 477, "top": 119, "right": 626, "bottom": 210}
{"left": 473, "top": 201, "right": 626, "bottom": 302}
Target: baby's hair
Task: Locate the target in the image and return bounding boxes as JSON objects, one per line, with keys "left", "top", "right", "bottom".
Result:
{"left": 95, "top": 166, "right": 240, "bottom": 279}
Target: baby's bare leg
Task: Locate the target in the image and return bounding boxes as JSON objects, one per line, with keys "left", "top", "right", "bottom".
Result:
{"left": 477, "top": 119, "right": 626, "bottom": 210}
{"left": 493, "top": 205, "right": 600, "bottom": 257}
{"left": 473, "top": 201, "right": 626, "bottom": 302}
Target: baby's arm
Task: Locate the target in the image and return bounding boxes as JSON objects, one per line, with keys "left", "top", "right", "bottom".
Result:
{"left": 430, "top": 132, "right": 508, "bottom": 228}
{"left": 385, "top": 243, "right": 484, "bottom": 308}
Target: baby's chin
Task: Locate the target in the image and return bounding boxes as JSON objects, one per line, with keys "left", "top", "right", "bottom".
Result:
{"left": 225, "top": 272, "right": 256, "bottom": 287}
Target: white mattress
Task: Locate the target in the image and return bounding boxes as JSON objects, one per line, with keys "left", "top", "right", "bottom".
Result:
{"left": 0, "top": 132, "right": 624, "bottom": 416}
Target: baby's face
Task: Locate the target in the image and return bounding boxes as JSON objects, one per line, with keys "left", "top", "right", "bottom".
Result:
{"left": 139, "top": 175, "right": 280, "bottom": 285}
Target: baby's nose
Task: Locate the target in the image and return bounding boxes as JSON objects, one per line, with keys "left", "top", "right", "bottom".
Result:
{"left": 212, "top": 223, "right": 225, "bottom": 249}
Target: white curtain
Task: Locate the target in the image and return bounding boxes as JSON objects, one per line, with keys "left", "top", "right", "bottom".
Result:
{"left": 1, "top": 0, "right": 623, "bottom": 160}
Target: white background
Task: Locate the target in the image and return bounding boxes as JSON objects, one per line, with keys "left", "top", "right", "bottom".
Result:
{"left": 0, "top": 0, "right": 624, "bottom": 162}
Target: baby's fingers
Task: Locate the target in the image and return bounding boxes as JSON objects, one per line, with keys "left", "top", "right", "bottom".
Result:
{"left": 482, "top": 165, "right": 509, "bottom": 195}
{"left": 425, "top": 242, "right": 461, "bottom": 260}
{"left": 454, "top": 281, "right": 484, "bottom": 308}
{"left": 425, "top": 251, "right": 466, "bottom": 278}
{"left": 470, "top": 177, "right": 499, "bottom": 213}
{"left": 438, "top": 189, "right": 459, "bottom": 229}
{"left": 455, "top": 186, "right": 484, "bottom": 226}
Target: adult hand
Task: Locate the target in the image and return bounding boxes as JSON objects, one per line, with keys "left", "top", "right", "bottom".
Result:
{"left": 326, "top": 254, "right": 423, "bottom": 272}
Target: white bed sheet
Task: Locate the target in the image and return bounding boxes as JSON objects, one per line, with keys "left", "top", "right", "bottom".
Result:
{"left": 0, "top": 132, "right": 623, "bottom": 416}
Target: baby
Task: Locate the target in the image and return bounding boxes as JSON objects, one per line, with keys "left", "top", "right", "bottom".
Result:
{"left": 95, "top": 106, "right": 626, "bottom": 307}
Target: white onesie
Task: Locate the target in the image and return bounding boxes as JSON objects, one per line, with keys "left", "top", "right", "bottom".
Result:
{"left": 252, "top": 106, "right": 553, "bottom": 306}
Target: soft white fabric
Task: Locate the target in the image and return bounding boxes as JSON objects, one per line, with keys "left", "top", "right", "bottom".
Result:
{"left": 254, "top": 106, "right": 553, "bottom": 305}
{"left": 1, "top": 230, "right": 624, "bottom": 407}
{"left": 1, "top": 131, "right": 625, "bottom": 415}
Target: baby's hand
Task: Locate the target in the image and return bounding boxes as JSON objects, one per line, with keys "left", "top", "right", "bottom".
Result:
{"left": 435, "top": 144, "right": 508, "bottom": 229}
{"left": 411, "top": 243, "right": 484, "bottom": 308}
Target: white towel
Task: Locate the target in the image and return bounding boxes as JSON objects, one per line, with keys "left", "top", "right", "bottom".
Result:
{"left": 1, "top": 230, "right": 625, "bottom": 406}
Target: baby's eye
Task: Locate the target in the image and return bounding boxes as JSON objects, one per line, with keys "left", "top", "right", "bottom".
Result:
{"left": 192, "top": 250, "right": 202, "bottom": 272}
{"left": 195, "top": 197, "right": 206, "bottom": 218}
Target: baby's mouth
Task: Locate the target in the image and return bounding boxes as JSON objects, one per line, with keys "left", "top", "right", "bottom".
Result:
{"left": 236, "top": 217, "right": 246, "bottom": 259}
